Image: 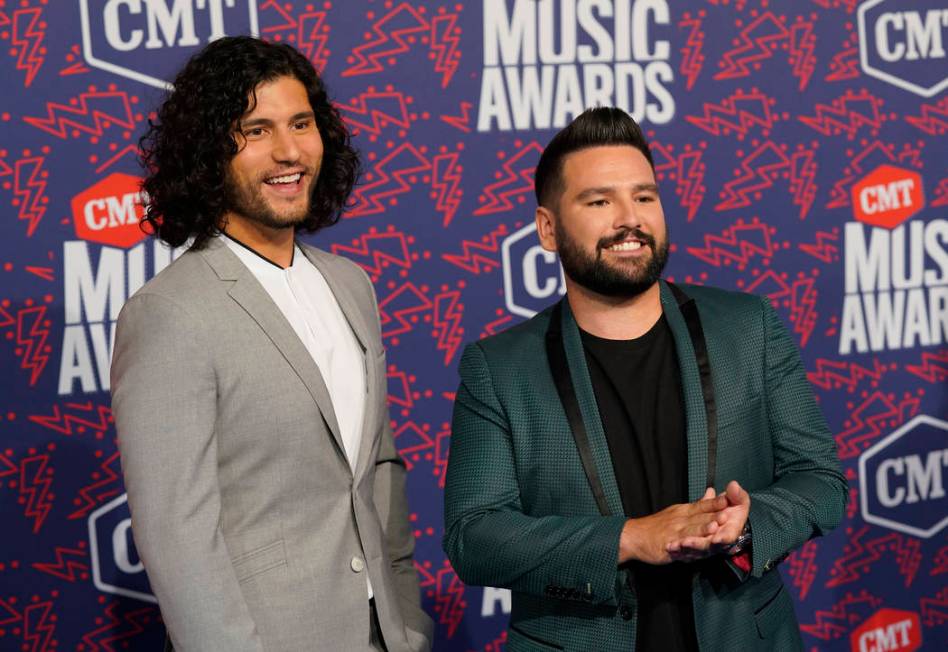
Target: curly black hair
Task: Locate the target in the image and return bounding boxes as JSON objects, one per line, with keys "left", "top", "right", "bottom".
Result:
{"left": 140, "top": 36, "right": 359, "bottom": 249}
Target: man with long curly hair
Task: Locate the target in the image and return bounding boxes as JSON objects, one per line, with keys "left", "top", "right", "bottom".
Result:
{"left": 110, "top": 37, "right": 432, "bottom": 652}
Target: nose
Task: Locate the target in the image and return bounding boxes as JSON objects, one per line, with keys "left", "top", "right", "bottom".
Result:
{"left": 612, "top": 196, "right": 643, "bottom": 231}
{"left": 270, "top": 128, "right": 300, "bottom": 163}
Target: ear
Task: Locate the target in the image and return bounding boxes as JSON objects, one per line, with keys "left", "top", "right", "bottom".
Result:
{"left": 535, "top": 206, "right": 557, "bottom": 253}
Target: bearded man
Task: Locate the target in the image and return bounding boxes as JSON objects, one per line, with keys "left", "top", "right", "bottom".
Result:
{"left": 111, "top": 36, "right": 432, "bottom": 652}
{"left": 443, "top": 107, "right": 845, "bottom": 652}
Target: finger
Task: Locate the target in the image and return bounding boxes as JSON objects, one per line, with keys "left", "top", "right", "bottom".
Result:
{"left": 693, "top": 494, "right": 728, "bottom": 513}
{"left": 676, "top": 536, "right": 713, "bottom": 551}
{"left": 702, "top": 487, "right": 716, "bottom": 500}
{"left": 727, "top": 480, "right": 750, "bottom": 506}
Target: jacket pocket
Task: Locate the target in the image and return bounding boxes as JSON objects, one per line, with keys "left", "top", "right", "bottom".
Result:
{"left": 506, "top": 624, "right": 563, "bottom": 651}
{"left": 231, "top": 539, "right": 287, "bottom": 583}
{"left": 753, "top": 581, "right": 793, "bottom": 639}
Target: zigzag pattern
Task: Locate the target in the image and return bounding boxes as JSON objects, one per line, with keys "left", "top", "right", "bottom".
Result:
{"left": 31, "top": 544, "right": 88, "bottom": 581}
{"left": 431, "top": 150, "right": 463, "bottom": 226}
{"left": 744, "top": 270, "right": 818, "bottom": 346}
{"left": 652, "top": 141, "right": 706, "bottom": 221}
{"left": 686, "top": 219, "right": 775, "bottom": 269}
{"left": 716, "top": 141, "right": 817, "bottom": 219}
{"left": 835, "top": 391, "right": 919, "bottom": 459}
{"left": 14, "top": 156, "right": 47, "bottom": 237}
{"left": 23, "top": 599, "right": 56, "bottom": 652}
{"left": 798, "top": 229, "right": 839, "bottom": 263}
{"left": 474, "top": 142, "right": 543, "bottom": 215}
{"left": 442, "top": 225, "right": 507, "bottom": 274}
{"left": 806, "top": 358, "right": 888, "bottom": 393}
{"left": 921, "top": 587, "right": 948, "bottom": 627}
{"left": 799, "top": 90, "right": 886, "bottom": 138}
{"left": 430, "top": 11, "right": 461, "bottom": 88}
{"left": 28, "top": 401, "right": 112, "bottom": 436}
{"left": 440, "top": 101, "right": 472, "bottom": 132}
{"left": 296, "top": 11, "right": 331, "bottom": 73}
{"left": 23, "top": 90, "right": 136, "bottom": 139}
{"left": 678, "top": 11, "right": 705, "bottom": 91}
{"left": 932, "top": 546, "right": 948, "bottom": 576}
{"left": 15, "top": 304, "right": 50, "bottom": 385}
{"left": 342, "top": 3, "right": 428, "bottom": 77}
{"left": 715, "top": 13, "right": 788, "bottom": 81}
{"left": 826, "top": 527, "right": 922, "bottom": 588}
{"left": 11, "top": 7, "right": 45, "bottom": 87}
{"left": 69, "top": 450, "right": 122, "bottom": 520}
{"left": 824, "top": 141, "right": 899, "bottom": 209}
{"left": 79, "top": 602, "right": 156, "bottom": 652}
{"left": 905, "top": 97, "right": 948, "bottom": 135}
{"left": 347, "top": 143, "right": 431, "bottom": 217}
{"left": 933, "top": 177, "right": 948, "bottom": 207}
{"left": 786, "top": 540, "right": 818, "bottom": 600}
{"left": 338, "top": 89, "right": 412, "bottom": 136}
{"left": 905, "top": 349, "right": 948, "bottom": 383}
{"left": 686, "top": 89, "right": 776, "bottom": 137}
{"left": 331, "top": 227, "right": 413, "bottom": 280}
{"left": 378, "top": 282, "right": 433, "bottom": 340}
{"left": 799, "top": 590, "right": 882, "bottom": 640}
{"left": 392, "top": 421, "right": 434, "bottom": 471}
{"left": 432, "top": 290, "right": 463, "bottom": 365}
{"left": 787, "top": 19, "right": 817, "bottom": 90}
{"left": 20, "top": 453, "right": 53, "bottom": 533}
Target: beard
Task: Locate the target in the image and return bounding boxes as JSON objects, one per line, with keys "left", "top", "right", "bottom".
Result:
{"left": 557, "top": 225, "right": 669, "bottom": 298}
{"left": 223, "top": 169, "right": 314, "bottom": 230}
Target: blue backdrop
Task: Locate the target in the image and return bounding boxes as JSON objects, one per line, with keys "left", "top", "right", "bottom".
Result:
{"left": 0, "top": 1, "right": 946, "bottom": 650}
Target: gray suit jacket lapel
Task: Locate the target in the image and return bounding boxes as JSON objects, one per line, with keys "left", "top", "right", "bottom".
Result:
{"left": 200, "top": 238, "right": 348, "bottom": 466}
{"left": 298, "top": 244, "right": 381, "bottom": 480}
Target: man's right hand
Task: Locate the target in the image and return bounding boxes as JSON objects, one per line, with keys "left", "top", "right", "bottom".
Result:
{"left": 617, "top": 488, "right": 726, "bottom": 565}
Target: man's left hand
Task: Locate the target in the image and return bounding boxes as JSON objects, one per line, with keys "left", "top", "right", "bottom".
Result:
{"left": 665, "top": 480, "right": 750, "bottom": 562}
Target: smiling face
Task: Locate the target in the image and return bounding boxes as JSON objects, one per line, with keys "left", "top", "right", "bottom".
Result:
{"left": 223, "top": 75, "right": 324, "bottom": 233}
{"left": 536, "top": 145, "right": 669, "bottom": 298}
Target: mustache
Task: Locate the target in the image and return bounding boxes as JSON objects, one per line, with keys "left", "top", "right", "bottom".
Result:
{"left": 597, "top": 227, "right": 656, "bottom": 251}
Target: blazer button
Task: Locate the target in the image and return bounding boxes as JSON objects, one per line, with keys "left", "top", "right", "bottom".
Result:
{"left": 619, "top": 606, "right": 633, "bottom": 620}
{"left": 350, "top": 556, "right": 365, "bottom": 573}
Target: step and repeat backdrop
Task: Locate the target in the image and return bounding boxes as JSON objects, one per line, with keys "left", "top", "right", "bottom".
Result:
{"left": 0, "top": 1, "right": 946, "bottom": 650}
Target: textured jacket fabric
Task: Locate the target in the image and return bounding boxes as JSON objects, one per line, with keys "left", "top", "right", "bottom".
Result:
{"left": 111, "top": 237, "right": 433, "bottom": 652}
{"left": 444, "top": 281, "right": 846, "bottom": 652}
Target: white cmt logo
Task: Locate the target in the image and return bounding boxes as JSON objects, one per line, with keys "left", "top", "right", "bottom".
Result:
{"left": 80, "top": 0, "right": 260, "bottom": 89}
{"left": 859, "top": 414, "right": 948, "bottom": 538}
{"left": 88, "top": 493, "right": 157, "bottom": 603}
{"left": 857, "top": 0, "right": 948, "bottom": 97}
{"left": 501, "top": 222, "right": 565, "bottom": 319}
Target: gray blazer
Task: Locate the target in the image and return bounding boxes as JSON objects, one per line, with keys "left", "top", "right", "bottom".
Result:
{"left": 111, "top": 237, "right": 433, "bottom": 651}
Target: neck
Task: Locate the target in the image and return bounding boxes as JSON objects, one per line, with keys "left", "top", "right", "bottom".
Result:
{"left": 221, "top": 213, "right": 296, "bottom": 269}
{"left": 565, "top": 279, "right": 662, "bottom": 340}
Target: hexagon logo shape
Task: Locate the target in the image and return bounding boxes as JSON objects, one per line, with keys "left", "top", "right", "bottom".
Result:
{"left": 80, "top": 0, "right": 260, "bottom": 90}
{"left": 501, "top": 222, "right": 565, "bottom": 319}
{"left": 88, "top": 493, "right": 157, "bottom": 603}
{"left": 859, "top": 414, "right": 948, "bottom": 539}
{"left": 858, "top": 0, "right": 948, "bottom": 98}
{"left": 851, "top": 165, "right": 924, "bottom": 229}
{"left": 850, "top": 608, "right": 922, "bottom": 652}
{"left": 71, "top": 173, "right": 151, "bottom": 248}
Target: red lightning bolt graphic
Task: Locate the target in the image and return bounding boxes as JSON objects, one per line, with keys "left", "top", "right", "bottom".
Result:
{"left": 799, "top": 590, "right": 882, "bottom": 640}
{"left": 80, "top": 602, "right": 157, "bottom": 652}
{"left": 430, "top": 10, "right": 461, "bottom": 88}
{"left": 686, "top": 219, "right": 776, "bottom": 269}
{"left": 799, "top": 89, "right": 886, "bottom": 139}
{"left": 378, "top": 282, "right": 433, "bottom": 339}
{"left": 348, "top": 143, "right": 431, "bottom": 217}
{"left": 921, "top": 587, "right": 948, "bottom": 627}
{"left": 651, "top": 141, "right": 706, "bottom": 221}
{"left": 69, "top": 450, "right": 123, "bottom": 520}
{"left": 11, "top": 7, "right": 45, "bottom": 86}
{"left": 836, "top": 390, "right": 920, "bottom": 459}
{"left": 331, "top": 227, "right": 414, "bottom": 279}
{"left": 343, "top": 3, "right": 428, "bottom": 77}
{"left": 905, "top": 349, "right": 948, "bottom": 384}
{"left": 441, "top": 101, "right": 472, "bottom": 132}
{"left": 24, "top": 90, "right": 136, "bottom": 139}
{"left": 393, "top": 421, "right": 434, "bottom": 471}
{"left": 786, "top": 540, "right": 818, "bottom": 600}
{"left": 905, "top": 97, "right": 948, "bottom": 135}
{"left": 28, "top": 401, "right": 113, "bottom": 435}
{"left": 826, "top": 527, "right": 922, "bottom": 588}
{"left": 15, "top": 304, "right": 50, "bottom": 385}
{"left": 338, "top": 89, "right": 412, "bottom": 136}
{"left": 31, "top": 544, "right": 89, "bottom": 581}
{"left": 717, "top": 141, "right": 817, "bottom": 219}
{"left": 23, "top": 599, "right": 55, "bottom": 652}
{"left": 806, "top": 358, "right": 888, "bottom": 393}
{"left": 798, "top": 229, "right": 840, "bottom": 263}
{"left": 686, "top": 89, "right": 777, "bottom": 137}
{"left": 443, "top": 224, "right": 508, "bottom": 274}
{"left": 678, "top": 11, "right": 705, "bottom": 91}
{"left": 14, "top": 156, "right": 47, "bottom": 237}
{"left": 475, "top": 142, "right": 544, "bottom": 215}
{"left": 432, "top": 290, "right": 463, "bottom": 365}
{"left": 20, "top": 453, "right": 54, "bottom": 533}
{"left": 431, "top": 150, "right": 463, "bottom": 226}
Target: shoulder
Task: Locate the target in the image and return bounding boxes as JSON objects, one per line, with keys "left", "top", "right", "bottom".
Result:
{"left": 299, "top": 241, "right": 373, "bottom": 292}
{"left": 459, "top": 305, "right": 554, "bottom": 374}
{"left": 675, "top": 282, "right": 768, "bottom": 326}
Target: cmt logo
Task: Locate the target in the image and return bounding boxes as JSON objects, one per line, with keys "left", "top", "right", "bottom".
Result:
{"left": 71, "top": 173, "right": 150, "bottom": 248}
{"left": 501, "top": 223, "right": 565, "bottom": 319}
{"left": 88, "top": 493, "right": 156, "bottom": 603}
{"left": 858, "top": 0, "right": 948, "bottom": 97}
{"left": 859, "top": 415, "right": 948, "bottom": 538}
{"left": 851, "top": 165, "right": 924, "bottom": 229}
{"left": 850, "top": 608, "right": 922, "bottom": 652}
{"left": 80, "top": 0, "right": 260, "bottom": 89}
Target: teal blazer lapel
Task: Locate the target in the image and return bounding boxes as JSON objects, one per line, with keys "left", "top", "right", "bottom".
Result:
{"left": 660, "top": 281, "right": 718, "bottom": 500}
{"left": 548, "top": 299, "right": 625, "bottom": 517}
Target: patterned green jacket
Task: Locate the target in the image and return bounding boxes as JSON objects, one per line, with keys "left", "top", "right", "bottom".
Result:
{"left": 444, "top": 281, "right": 847, "bottom": 652}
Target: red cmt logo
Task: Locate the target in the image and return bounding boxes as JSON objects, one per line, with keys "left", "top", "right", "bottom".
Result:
{"left": 851, "top": 165, "right": 924, "bottom": 229}
{"left": 71, "top": 173, "right": 150, "bottom": 248}
{"left": 850, "top": 608, "right": 922, "bottom": 652}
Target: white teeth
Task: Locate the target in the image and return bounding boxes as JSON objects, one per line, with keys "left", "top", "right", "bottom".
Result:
{"left": 607, "top": 241, "right": 643, "bottom": 251}
{"left": 265, "top": 173, "right": 301, "bottom": 185}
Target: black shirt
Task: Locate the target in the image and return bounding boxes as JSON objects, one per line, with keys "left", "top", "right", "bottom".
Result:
{"left": 581, "top": 315, "right": 699, "bottom": 652}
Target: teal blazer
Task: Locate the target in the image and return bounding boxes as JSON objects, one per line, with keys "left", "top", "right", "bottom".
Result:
{"left": 444, "top": 281, "right": 846, "bottom": 652}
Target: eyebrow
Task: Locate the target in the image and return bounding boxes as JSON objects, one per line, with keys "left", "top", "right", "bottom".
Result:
{"left": 574, "top": 183, "right": 659, "bottom": 201}
{"left": 238, "top": 111, "right": 316, "bottom": 129}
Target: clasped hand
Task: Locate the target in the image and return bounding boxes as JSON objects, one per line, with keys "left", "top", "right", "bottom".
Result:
{"left": 618, "top": 480, "right": 750, "bottom": 565}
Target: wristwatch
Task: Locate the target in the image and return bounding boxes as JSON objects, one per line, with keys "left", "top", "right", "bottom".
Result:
{"left": 727, "top": 520, "right": 752, "bottom": 556}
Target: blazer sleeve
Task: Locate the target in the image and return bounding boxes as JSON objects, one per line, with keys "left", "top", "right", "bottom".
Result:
{"left": 111, "top": 293, "right": 263, "bottom": 652}
{"left": 359, "top": 268, "right": 434, "bottom": 651}
{"left": 443, "top": 343, "right": 628, "bottom": 605}
{"left": 746, "top": 298, "right": 848, "bottom": 578}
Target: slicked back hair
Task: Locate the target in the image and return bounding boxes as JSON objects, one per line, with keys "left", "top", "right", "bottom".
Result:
{"left": 534, "top": 107, "right": 655, "bottom": 210}
{"left": 139, "top": 36, "right": 359, "bottom": 249}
